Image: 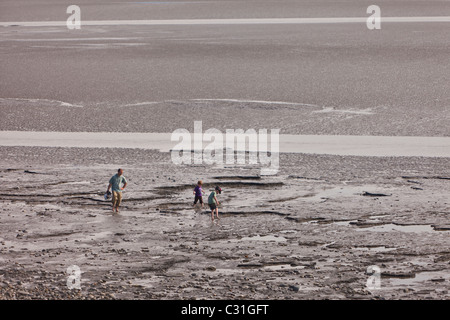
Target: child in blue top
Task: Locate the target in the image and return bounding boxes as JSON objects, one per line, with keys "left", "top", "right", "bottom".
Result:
{"left": 208, "top": 186, "right": 222, "bottom": 222}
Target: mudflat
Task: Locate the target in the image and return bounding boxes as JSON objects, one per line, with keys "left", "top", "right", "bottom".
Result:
{"left": 0, "top": 147, "right": 449, "bottom": 299}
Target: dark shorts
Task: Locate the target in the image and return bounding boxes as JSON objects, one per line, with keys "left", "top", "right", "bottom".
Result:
{"left": 208, "top": 203, "right": 217, "bottom": 211}
{"left": 194, "top": 195, "right": 203, "bottom": 204}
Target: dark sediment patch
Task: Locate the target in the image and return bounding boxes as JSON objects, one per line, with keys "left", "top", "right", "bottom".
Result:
{"left": 155, "top": 181, "right": 284, "bottom": 195}
{"left": 134, "top": 256, "right": 191, "bottom": 273}
{"left": 125, "top": 195, "right": 167, "bottom": 202}
{"left": 0, "top": 168, "right": 23, "bottom": 172}
{"left": 206, "top": 233, "right": 231, "bottom": 241}
{"left": 221, "top": 210, "right": 289, "bottom": 217}
{"left": 267, "top": 195, "right": 307, "bottom": 203}
{"left": 68, "top": 196, "right": 106, "bottom": 203}
{"left": 349, "top": 221, "right": 386, "bottom": 228}
{"left": 288, "top": 176, "right": 323, "bottom": 181}
{"left": 381, "top": 272, "right": 416, "bottom": 279}
{"left": 313, "top": 218, "right": 356, "bottom": 225}
{"left": 5, "top": 181, "right": 92, "bottom": 191}
{"left": 402, "top": 176, "right": 450, "bottom": 181}
{"left": 238, "top": 258, "right": 313, "bottom": 269}
{"left": 237, "top": 263, "right": 264, "bottom": 268}
{"left": 158, "top": 210, "right": 181, "bottom": 214}
{"left": 298, "top": 241, "right": 326, "bottom": 247}
{"left": 434, "top": 253, "right": 450, "bottom": 263}
{"left": 204, "top": 252, "right": 240, "bottom": 260}
{"left": 26, "top": 230, "right": 80, "bottom": 239}
{"left": 353, "top": 244, "right": 396, "bottom": 249}
{"left": 285, "top": 217, "right": 326, "bottom": 223}
{"left": 213, "top": 176, "right": 261, "bottom": 180}
{"left": 406, "top": 180, "right": 422, "bottom": 184}
{"left": 432, "top": 225, "right": 450, "bottom": 231}
{"left": 361, "top": 191, "right": 392, "bottom": 197}
{"left": 23, "top": 170, "right": 51, "bottom": 175}
{"left": 0, "top": 192, "right": 99, "bottom": 199}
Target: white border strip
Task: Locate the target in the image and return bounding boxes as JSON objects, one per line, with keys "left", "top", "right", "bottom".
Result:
{"left": 2, "top": 17, "right": 450, "bottom": 27}
{"left": 1, "top": 131, "right": 449, "bottom": 158}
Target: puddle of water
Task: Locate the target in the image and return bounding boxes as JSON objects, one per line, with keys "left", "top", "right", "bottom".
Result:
{"left": 213, "top": 268, "right": 245, "bottom": 275}
{"left": 328, "top": 220, "right": 448, "bottom": 233}
{"left": 230, "top": 235, "right": 287, "bottom": 242}
{"left": 352, "top": 246, "right": 397, "bottom": 252}
{"left": 356, "top": 224, "right": 437, "bottom": 233}
{"left": 240, "top": 235, "right": 287, "bottom": 242}
{"left": 304, "top": 219, "right": 357, "bottom": 226}
{"left": 263, "top": 264, "right": 306, "bottom": 271}
{"left": 388, "top": 270, "right": 450, "bottom": 287}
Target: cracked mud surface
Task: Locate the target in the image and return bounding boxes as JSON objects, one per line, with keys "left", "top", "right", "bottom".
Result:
{"left": 0, "top": 147, "right": 449, "bottom": 300}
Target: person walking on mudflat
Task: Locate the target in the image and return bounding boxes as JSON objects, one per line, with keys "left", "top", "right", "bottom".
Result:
{"left": 208, "top": 186, "right": 222, "bottom": 222}
{"left": 193, "top": 180, "right": 205, "bottom": 208}
{"left": 106, "top": 168, "right": 127, "bottom": 213}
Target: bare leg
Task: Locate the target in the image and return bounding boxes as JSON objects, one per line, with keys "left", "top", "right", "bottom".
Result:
{"left": 215, "top": 208, "right": 219, "bottom": 220}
